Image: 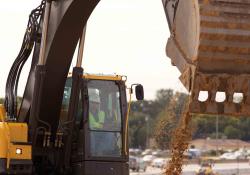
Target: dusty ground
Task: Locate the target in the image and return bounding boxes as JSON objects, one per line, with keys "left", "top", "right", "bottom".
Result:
{"left": 131, "top": 162, "right": 250, "bottom": 175}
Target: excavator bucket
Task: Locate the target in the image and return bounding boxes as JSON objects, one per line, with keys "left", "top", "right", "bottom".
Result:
{"left": 163, "top": 0, "right": 250, "bottom": 116}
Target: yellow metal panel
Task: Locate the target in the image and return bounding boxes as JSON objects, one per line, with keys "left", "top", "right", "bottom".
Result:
{"left": 9, "top": 144, "right": 31, "bottom": 160}
{"left": 0, "top": 105, "right": 6, "bottom": 122}
{"left": 83, "top": 74, "right": 123, "bottom": 81}
{"left": 0, "top": 123, "right": 8, "bottom": 158}
{"left": 8, "top": 123, "right": 28, "bottom": 142}
{"left": 68, "top": 73, "right": 124, "bottom": 81}
{"left": 0, "top": 122, "right": 31, "bottom": 165}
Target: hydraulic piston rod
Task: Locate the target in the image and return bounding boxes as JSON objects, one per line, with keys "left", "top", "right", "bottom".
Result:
{"left": 76, "top": 25, "right": 87, "bottom": 68}
{"left": 38, "top": 1, "right": 51, "bottom": 65}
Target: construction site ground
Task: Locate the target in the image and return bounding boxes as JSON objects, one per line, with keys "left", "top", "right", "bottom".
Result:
{"left": 130, "top": 162, "right": 250, "bottom": 175}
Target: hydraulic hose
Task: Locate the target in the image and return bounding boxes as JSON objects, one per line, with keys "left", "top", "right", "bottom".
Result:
{"left": 4, "top": 0, "right": 46, "bottom": 119}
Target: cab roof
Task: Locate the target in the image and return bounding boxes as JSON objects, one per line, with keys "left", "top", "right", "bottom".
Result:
{"left": 68, "top": 73, "right": 126, "bottom": 81}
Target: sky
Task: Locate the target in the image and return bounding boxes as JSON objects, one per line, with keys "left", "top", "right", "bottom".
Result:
{"left": 0, "top": 0, "right": 186, "bottom": 100}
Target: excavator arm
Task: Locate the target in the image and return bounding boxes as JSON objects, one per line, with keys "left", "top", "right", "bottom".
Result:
{"left": 18, "top": 0, "right": 100, "bottom": 136}
{"left": 4, "top": 0, "right": 100, "bottom": 173}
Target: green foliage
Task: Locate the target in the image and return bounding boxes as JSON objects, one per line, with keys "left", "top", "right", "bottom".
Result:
{"left": 129, "top": 89, "right": 189, "bottom": 149}
{"left": 192, "top": 116, "right": 217, "bottom": 138}
{"left": 154, "top": 113, "right": 177, "bottom": 149}
{"left": 129, "top": 112, "right": 148, "bottom": 148}
{"left": 224, "top": 125, "right": 242, "bottom": 139}
{"left": 0, "top": 98, "right": 3, "bottom": 104}
{"left": 208, "top": 150, "right": 217, "bottom": 156}
{"left": 192, "top": 115, "right": 250, "bottom": 141}
{"left": 155, "top": 89, "right": 174, "bottom": 111}
{"left": 129, "top": 89, "right": 250, "bottom": 149}
{"left": 129, "top": 89, "right": 176, "bottom": 149}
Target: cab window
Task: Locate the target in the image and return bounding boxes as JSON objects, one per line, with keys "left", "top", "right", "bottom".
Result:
{"left": 88, "top": 80, "right": 122, "bottom": 157}
{"left": 60, "top": 78, "right": 83, "bottom": 124}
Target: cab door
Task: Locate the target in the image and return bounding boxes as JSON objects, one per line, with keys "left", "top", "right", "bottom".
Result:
{"left": 73, "top": 79, "right": 129, "bottom": 175}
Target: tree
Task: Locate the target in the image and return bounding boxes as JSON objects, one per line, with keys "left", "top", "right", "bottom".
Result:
{"left": 154, "top": 93, "right": 187, "bottom": 149}
{"left": 129, "top": 87, "right": 250, "bottom": 150}
{"left": 129, "top": 112, "right": 148, "bottom": 148}
{"left": 224, "top": 125, "right": 242, "bottom": 139}
{"left": 154, "top": 112, "right": 177, "bottom": 149}
{"left": 192, "top": 115, "right": 217, "bottom": 139}
{"left": 173, "top": 92, "right": 188, "bottom": 118}
{"left": 155, "top": 89, "right": 174, "bottom": 112}
{"left": 0, "top": 98, "right": 3, "bottom": 104}
{"left": 128, "top": 89, "right": 176, "bottom": 149}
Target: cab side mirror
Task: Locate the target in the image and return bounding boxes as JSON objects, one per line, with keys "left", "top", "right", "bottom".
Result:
{"left": 135, "top": 84, "right": 144, "bottom": 100}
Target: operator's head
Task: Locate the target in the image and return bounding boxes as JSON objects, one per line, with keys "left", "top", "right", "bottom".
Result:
{"left": 89, "top": 89, "right": 100, "bottom": 113}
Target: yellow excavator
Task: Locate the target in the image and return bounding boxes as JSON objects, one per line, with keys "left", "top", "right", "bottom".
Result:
{"left": 1, "top": 0, "right": 144, "bottom": 174}
{"left": 1, "top": 0, "right": 249, "bottom": 174}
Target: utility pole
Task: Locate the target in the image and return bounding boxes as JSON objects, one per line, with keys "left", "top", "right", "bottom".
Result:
{"left": 216, "top": 115, "right": 219, "bottom": 156}
{"left": 145, "top": 115, "right": 149, "bottom": 148}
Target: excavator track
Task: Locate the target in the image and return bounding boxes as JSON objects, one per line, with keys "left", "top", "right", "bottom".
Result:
{"left": 163, "top": 0, "right": 250, "bottom": 116}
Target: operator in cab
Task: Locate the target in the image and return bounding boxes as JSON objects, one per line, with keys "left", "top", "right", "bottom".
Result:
{"left": 88, "top": 87, "right": 122, "bottom": 157}
{"left": 88, "top": 89, "right": 105, "bottom": 156}
{"left": 88, "top": 89, "right": 105, "bottom": 130}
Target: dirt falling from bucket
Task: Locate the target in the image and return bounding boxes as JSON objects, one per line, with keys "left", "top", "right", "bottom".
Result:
{"left": 165, "top": 111, "right": 192, "bottom": 175}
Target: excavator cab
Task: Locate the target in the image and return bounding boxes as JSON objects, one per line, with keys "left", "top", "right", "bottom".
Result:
{"left": 58, "top": 74, "right": 141, "bottom": 174}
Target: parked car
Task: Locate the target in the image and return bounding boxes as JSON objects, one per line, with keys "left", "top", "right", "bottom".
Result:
{"left": 151, "top": 158, "right": 168, "bottom": 169}
{"left": 188, "top": 148, "right": 201, "bottom": 159}
{"left": 142, "top": 149, "right": 152, "bottom": 156}
{"left": 129, "top": 156, "right": 147, "bottom": 172}
{"left": 152, "top": 150, "right": 162, "bottom": 157}
{"left": 142, "top": 155, "right": 156, "bottom": 165}
{"left": 219, "top": 152, "right": 235, "bottom": 160}
{"left": 129, "top": 148, "right": 142, "bottom": 156}
{"left": 219, "top": 151, "right": 246, "bottom": 160}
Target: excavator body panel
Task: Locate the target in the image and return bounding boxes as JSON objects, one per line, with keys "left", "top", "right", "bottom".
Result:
{"left": 0, "top": 118, "right": 32, "bottom": 174}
